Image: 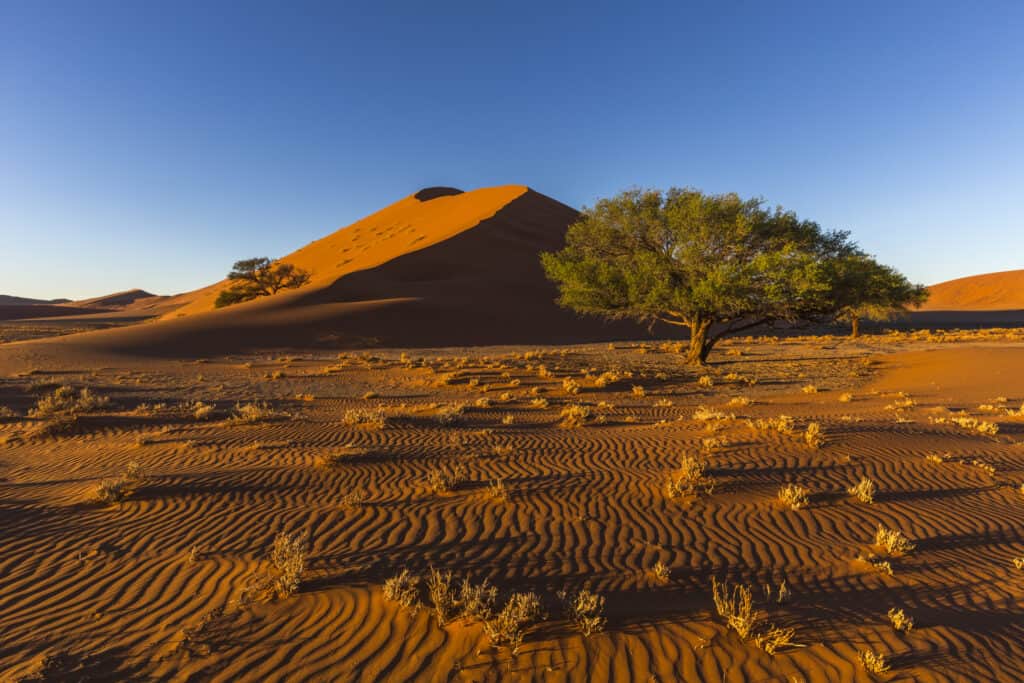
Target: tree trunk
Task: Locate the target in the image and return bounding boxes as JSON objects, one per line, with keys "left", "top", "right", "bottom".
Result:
{"left": 850, "top": 316, "right": 860, "bottom": 338}
{"left": 685, "top": 319, "right": 713, "bottom": 365}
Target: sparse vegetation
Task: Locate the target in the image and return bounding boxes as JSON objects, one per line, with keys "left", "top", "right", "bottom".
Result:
{"left": 874, "top": 524, "right": 916, "bottom": 557}
{"left": 778, "top": 483, "right": 810, "bottom": 510}
{"left": 887, "top": 607, "right": 913, "bottom": 632}
{"left": 858, "top": 649, "right": 891, "bottom": 674}
{"left": 383, "top": 570, "right": 420, "bottom": 612}
{"left": 847, "top": 477, "right": 877, "bottom": 504}
{"left": 561, "top": 588, "right": 606, "bottom": 637}
{"left": 230, "top": 401, "right": 287, "bottom": 424}
{"left": 664, "top": 455, "right": 716, "bottom": 497}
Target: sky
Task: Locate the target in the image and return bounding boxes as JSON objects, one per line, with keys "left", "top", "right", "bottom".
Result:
{"left": 2, "top": 1, "right": 1022, "bottom": 299}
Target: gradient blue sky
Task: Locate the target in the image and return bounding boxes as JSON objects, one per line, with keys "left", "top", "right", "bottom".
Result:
{"left": 3, "top": 1, "right": 1022, "bottom": 299}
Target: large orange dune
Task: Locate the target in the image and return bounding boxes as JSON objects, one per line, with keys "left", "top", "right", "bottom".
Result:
{"left": 17, "top": 185, "right": 648, "bottom": 358}
{"left": 922, "top": 269, "right": 1024, "bottom": 311}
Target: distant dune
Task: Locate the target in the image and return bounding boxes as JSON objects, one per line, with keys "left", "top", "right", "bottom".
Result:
{"left": 0, "top": 294, "right": 71, "bottom": 306}
{"left": 74, "top": 288, "right": 159, "bottom": 309}
{"left": 20, "top": 185, "right": 648, "bottom": 357}
{"left": 923, "top": 269, "right": 1024, "bottom": 311}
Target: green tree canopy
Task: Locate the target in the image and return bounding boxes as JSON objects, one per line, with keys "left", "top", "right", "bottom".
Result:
{"left": 833, "top": 255, "right": 928, "bottom": 337}
{"left": 214, "top": 257, "right": 311, "bottom": 308}
{"left": 541, "top": 187, "right": 889, "bottom": 364}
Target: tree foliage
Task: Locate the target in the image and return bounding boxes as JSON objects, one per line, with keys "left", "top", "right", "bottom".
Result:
{"left": 541, "top": 187, "right": 918, "bottom": 364}
{"left": 214, "top": 257, "right": 311, "bottom": 308}
{"left": 833, "top": 255, "right": 928, "bottom": 336}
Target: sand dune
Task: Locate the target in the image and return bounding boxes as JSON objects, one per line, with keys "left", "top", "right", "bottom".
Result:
{"left": 923, "top": 269, "right": 1024, "bottom": 311}
{"left": 74, "top": 289, "right": 160, "bottom": 309}
{"left": 17, "top": 186, "right": 647, "bottom": 358}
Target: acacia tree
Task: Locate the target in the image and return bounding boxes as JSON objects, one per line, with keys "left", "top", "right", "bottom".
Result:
{"left": 833, "top": 255, "right": 928, "bottom": 337}
{"left": 214, "top": 257, "right": 311, "bottom": 308}
{"left": 540, "top": 188, "right": 863, "bottom": 365}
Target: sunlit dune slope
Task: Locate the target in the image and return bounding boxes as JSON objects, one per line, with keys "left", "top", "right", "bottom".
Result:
{"left": 923, "top": 269, "right": 1024, "bottom": 311}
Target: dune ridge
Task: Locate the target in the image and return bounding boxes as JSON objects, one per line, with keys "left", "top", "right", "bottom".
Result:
{"left": 923, "top": 269, "right": 1024, "bottom": 311}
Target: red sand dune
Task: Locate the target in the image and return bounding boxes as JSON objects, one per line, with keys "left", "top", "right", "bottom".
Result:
{"left": 923, "top": 269, "right": 1024, "bottom": 311}
{"left": 23, "top": 185, "right": 648, "bottom": 357}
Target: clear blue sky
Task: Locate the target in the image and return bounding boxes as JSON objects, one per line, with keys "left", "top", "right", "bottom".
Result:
{"left": 2, "top": 1, "right": 1022, "bottom": 299}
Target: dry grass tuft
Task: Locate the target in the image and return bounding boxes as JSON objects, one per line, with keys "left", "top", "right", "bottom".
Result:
{"left": 561, "top": 588, "right": 606, "bottom": 637}
{"left": 777, "top": 483, "right": 810, "bottom": 510}
{"left": 887, "top": 607, "right": 913, "bottom": 632}
{"left": 29, "top": 386, "right": 109, "bottom": 418}
{"left": 858, "top": 650, "right": 891, "bottom": 674}
{"left": 664, "top": 455, "right": 716, "bottom": 498}
{"left": 559, "top": 404, "right": 592, "bottom": 428}
{"left": 230, "top": 401, "right": 288, "bottom": 424}
{"left": 383, "top": 570, "right": 420, "bottom": 612}
{"left": 803, "top": 422, "right": 824, "bottom": 448}
{"left": 847, "top": 477, "right": 877, "bottom": 504}
{"left": 95, "top": 461, "right": 147, "bottom": 506}
{"left": 342, "top": 407, "right": 388, "bottom": 429}
{"left": 874, "top": 524, "right": 916, "bottom": 557}
{"left": 651, "top": 561, "right": 671, "bottom": 583}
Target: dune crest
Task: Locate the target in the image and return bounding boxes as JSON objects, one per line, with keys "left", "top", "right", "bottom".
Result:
{"left": 923, "top": 268, "right": 1024, "bottom": 311}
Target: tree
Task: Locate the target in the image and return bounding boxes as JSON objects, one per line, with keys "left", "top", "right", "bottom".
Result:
{"left": 214, "top": 257, "right": 311, "bottom": 308}
{"left": 833, "top": 255, "right": 928, "bottom": 337}
{"left": 540, "top": 188, "right": 862, "bottom": 365}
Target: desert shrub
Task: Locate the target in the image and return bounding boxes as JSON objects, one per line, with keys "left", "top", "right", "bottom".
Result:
{"left": 475, "top": 397, "right": 492, "bottom": 408}
{"left": 562, "top": 378, "right": 581, "bottom": 395}
{"left": 753, "top": 624, "right": 797, "bottom": 655}
{"left": 631, "top": 385, "right": 646, "bottom": 397}
{"left": 383, "top": 570, "right": 420, "bottom": 612}
{"left": 663, "top": 455, "right": 715, "bottom": 498}
{"left": 778, "top": 483, "right": 810, "bottom": 510}
{"left": 858, "top": 650, "right": 890, "bottom": 674}
{"left": 1012, "top": 557, "right": 1024, "bottom": 570}
{"left": 874, "top": 524, "right": 915, "bottom": 557}
{"left": 270, "top": 530, "right": 308, "bottom": 598}
{"left": 838, "top": 392, "right": 853, "bottom": 402}
{"left": 559, "top": 404, "right": 592, "bottom": 428}
{"left": 501, "top": 413, "right": 515, "bottom": 425}
{"left": 230, "top": 401, "right": 288, "bottom": 424}
{"left": 712, "top": 578, "right": 758, "bottom": 639}
{"left": 698, "top": 375, "right": 714, "bottom": 388}
{"left": 486, "top": 478, "right": 508, "bottom": 501}
{"left": 30, "top": 386, "right": 110, "bottom": 418}
{"left": 847, "top": 477, "right": 877, "bottom": 504}
{"left": 436, "top": 404, "right": 466, "bottom": 427}
{"left": 726, "top": 396, "right": 752, "bottom": 407}
{"left": 804, "top": 422, "right": 824, "bottom": 448}
{"left": 426, "top": 568, "right": 458, "bottom": 626}
{"left": 95, "top": 461, "right": 146, "bottom": 506}
{"left": 425, "top": 462, "right": 467, "bottom": 494}
{"left": 887, "top": 607, "right": 913, "bottom": 632}
{"left": 801, "top": 384, "right": 818, "bottom": 394}
{"left": 459, "top": 577, "right": 498, "bottom": 622}
{"left": 26, "top": 414, "right": 79, "bottom": 439}
{"left": 701, "top": 436, "right": 728, "bottom": 452}
{"left": 593, "top": 371, "right": 620, "bottom": 388}
{"left": 651, "top": 561, "right": 671, "bottom": 583}
{"left": 484, "top": 592, "right": 545, "bottom": 653}
{"left": 749, "top": 415, "right": 795, "bottom": 435}
{"left": 342, "top": 407, "right": 388, "bottom": 429}
{"left": 561, "top": 588, "right": 606, "bottom": 637}
{"left": 189, "top": 401, "right": 215, "bottom": 420}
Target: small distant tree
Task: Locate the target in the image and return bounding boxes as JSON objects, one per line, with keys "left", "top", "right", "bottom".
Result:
{"left": 833, "top": 255, "right": 928, "bottom": 337}
{"left": 214, "top": 257, "right": 311, "bottom": 308}
{"left": 541, "top": 188, "right": 862, "bottom": 365}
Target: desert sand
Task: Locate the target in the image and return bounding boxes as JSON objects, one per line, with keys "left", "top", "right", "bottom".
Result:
{"left": 2, "top": 187, "right": 1024, "bottom": 682}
